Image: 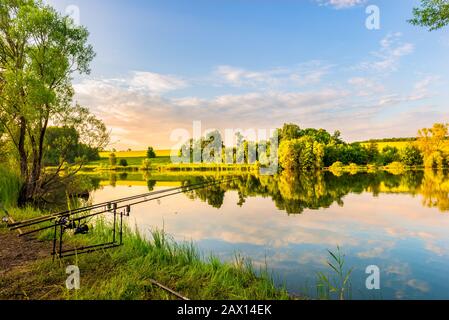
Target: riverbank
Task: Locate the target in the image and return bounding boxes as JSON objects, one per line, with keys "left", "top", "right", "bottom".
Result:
{"left": 0, "top": 207, "right": 291, "bottom": 300}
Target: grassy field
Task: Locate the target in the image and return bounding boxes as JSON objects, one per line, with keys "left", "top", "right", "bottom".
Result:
{"left": 88, "top": 150, "right": 172, "bottom": 168}
{"left": 99, "top": 150, "right": 172, "bottom": 158}
{"left": 361, "top": 141, "right": 414, "bottom": 151}
{"left": 361, "top": 140, "right": 449, "bottom": 153}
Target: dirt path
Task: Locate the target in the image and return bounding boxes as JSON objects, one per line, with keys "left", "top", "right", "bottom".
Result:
{"left": 0, "top": 230, "right": 51, "bottom": 275}
{"left": 0, "top": 229, "right": 65, "bottom": 300}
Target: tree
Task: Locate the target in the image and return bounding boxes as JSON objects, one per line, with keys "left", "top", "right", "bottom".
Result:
{"left": 0, "top": 0, "right": 108, "bottom": 204}
{"left": 410, "top": 0, "right": 449, "bottom": 31}
{"left": 279, "top": 137, "right": 324, "bottom": 171}
{"left": 365, "top": 142, "right": 380, "bottom": 164}
{"left": 119, "top": 159, "right": 128, "bottom": 167}
{"left": 401, "top": 144, "right": 424, "bottom": 167}
{"left": 146, "top": 146, "right": 156, "bottom": 158}
{"left": 416, "top": 123, "right": 448, "bottom": 167}
{"left": 379, "top": 146, "right": 401, "bottom": 165}
{"left": 43, "top": 127, "right": 79, "bottom": 166}
{"left": 43, "top": 126, "right": 101, "bottom": 166}
{"left": 279, "top": 123, "right": 302, "bottom": 141}
{"left": 417, "top": 123, "right": 448, "bottom": 157}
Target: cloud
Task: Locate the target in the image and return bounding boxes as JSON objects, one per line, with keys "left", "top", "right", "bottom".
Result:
{"left": 214, "top": 62, "right": 331, "bottom": 89}
{"left": 316, "top": 0, "right": 367, "bottom": 9}
{"left": 348, "top": 77, "right": 385, "bottom": 96}
{"left": 359, "top": 33, "right": 414, "bottom": 73}
{"left": 407, "top": 279, "right": 430, "bottom": 293}
{"left": 129, "top": 71, "right": 187, "bottom": 93}
{"left": 74, "top": 70, "right": 447, "bottom": 150}
{"left": 76, "top": 71, "right": 187, "bottom": 96}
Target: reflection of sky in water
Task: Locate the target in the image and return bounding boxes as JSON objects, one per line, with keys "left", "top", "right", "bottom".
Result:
{"left": 91, "top": 184, "right": 449, "bottom": 300}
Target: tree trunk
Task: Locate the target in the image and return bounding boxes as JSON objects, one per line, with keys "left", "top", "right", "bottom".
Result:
{"left": 18, "top": 116, "right": 29, "bottom": 206}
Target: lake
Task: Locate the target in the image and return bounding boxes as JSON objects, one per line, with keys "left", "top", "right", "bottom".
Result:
{"left": 83, "top": 169, "right": 449, "bottom": 300}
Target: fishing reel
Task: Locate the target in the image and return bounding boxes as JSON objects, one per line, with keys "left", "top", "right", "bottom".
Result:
{"left": 57, "top": 216, "right": 90, "bottom": 235}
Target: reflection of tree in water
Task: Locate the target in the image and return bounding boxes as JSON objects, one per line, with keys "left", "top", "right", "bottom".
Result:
{"left": 119, "top": 172, "right": 128, "bottom": 180}
{"left": 420, "top": 169, "right": 449, "bottom": 212}
{"left": 147, "top": 180, "right": 157, "bottom": 191}
{"left": 182, "top": 177, "right": 226, "bottom": 209}
{"left": 181, "top": 170, "right": 449, "bottom": 214}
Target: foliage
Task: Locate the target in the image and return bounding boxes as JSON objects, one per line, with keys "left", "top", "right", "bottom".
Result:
{"left": 146, "top": 146, "right": 156, "bottom": 159}
{"left": 366, "top": 142, "right": 380, "bottom": 164}
{"left": 279, "top": 137, "right": 324, "bottom": 171}
{"left": 417, "top": 123, "right": 449, "bottom": 168}
{"left": 401, "top": 144, "right": 424, "bottom": 167}
{"left": 409, "top": 0, "right": 449, "bottom": 31}
{"left": 379, "top": 146, "right": 401, "bottom": 165}
{"left": 119, "top": 159, "right": 128, "bottom": 167}
{"left": 43, "top": 127, "right": 100, "bottom": 166}
{"left": 0, "top": 0, "right": 108, "bottom": 204}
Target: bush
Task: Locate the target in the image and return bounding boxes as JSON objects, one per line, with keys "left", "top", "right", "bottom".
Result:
{"left": 147, "top": 147, "right": 156, "bottom": 159}
{"left": 119, "top": 159, "right": 128, "bottom": 167}
{"left": 379, "top": 146, "right": 401, "bottom": 165}
{"left": 401, "top": 144, "right": 423, "bottom": 167}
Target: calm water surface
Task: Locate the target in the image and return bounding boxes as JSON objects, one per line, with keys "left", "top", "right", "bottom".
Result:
{"left": 85, "top": 170, "right": 449, "bottom": 299}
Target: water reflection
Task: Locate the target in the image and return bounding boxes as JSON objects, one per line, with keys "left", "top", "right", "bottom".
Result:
{"left": 85, "top": 169, "right": 449, "bottom": 299}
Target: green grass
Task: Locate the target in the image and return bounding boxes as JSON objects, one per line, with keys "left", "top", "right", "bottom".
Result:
{"left": 0, "top": 166, "right": 21, "bottom": 208}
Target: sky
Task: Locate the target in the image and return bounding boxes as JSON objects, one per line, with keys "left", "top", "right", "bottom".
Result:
{"left": 44, "top": 0, "right": 449, "bottom": 150}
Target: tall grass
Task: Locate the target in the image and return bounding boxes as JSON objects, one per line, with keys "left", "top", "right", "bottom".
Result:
{"left": 316, "top": 246, "right": 353, "bottom": 300}
{"left": 0, "top": 166, "right": 21, "bottom": 208}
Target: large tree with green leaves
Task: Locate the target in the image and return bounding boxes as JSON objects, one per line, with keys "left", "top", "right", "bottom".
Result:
{"left": 0, "top": 0, "right": 108, "bottom": 204}
{"left": 410, "top": 0, "right": 449, "bottom": 31}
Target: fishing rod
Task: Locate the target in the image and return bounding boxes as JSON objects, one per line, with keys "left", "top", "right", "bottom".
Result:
{"left": 10, "top": 178, "right": 236, "bottom": 230}
{"left": 17, "top": 178, "right": 237, "bottom": 237}
{"left": 51, "top": 177, "right": 237, "bottom": 259}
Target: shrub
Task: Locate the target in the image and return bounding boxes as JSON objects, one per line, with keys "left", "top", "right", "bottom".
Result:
{"left": 401, "top": 144, "right": 423, "bottom": 167}
{"left": 119, "top": 159, "right": 128, "bottom": 167}
{"left": 147, "top": 147, "right": 156, "bottom": 159}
